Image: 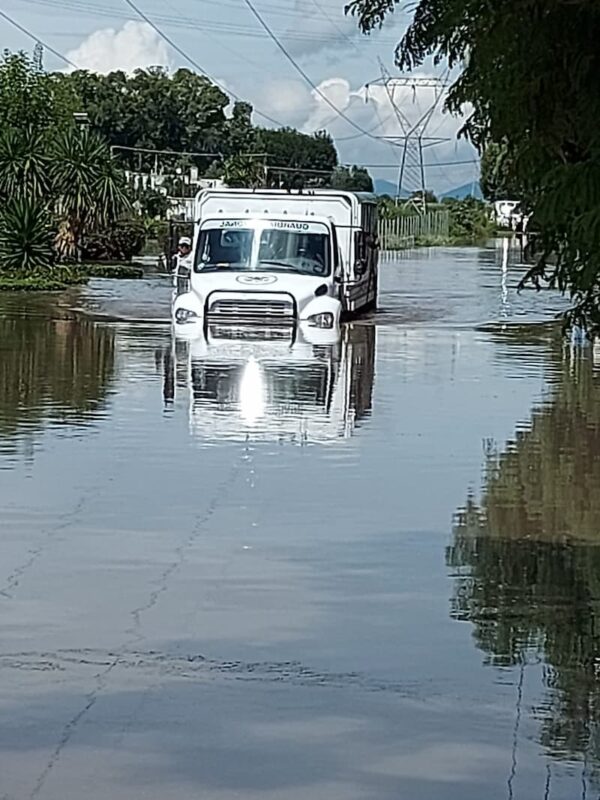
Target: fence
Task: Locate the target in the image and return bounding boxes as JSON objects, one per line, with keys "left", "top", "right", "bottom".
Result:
{"left": 378, "top": 210, "right": 450, "bottom": 251}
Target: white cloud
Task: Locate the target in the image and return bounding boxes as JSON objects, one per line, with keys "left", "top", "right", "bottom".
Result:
{"left": 260, "top": 79, "right": 314, "bottom": 127}
{"left": 65, "top": 21, "right": 171, "bottom": 74}
{"left": 303, "top": 77, "right": 355, "bottom": 131}
{"left": 251, "top": 73, "right": 479, "bottom": 193}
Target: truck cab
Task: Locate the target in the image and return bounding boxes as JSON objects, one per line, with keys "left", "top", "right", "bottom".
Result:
{"left": 173, "top": 188, "right": 378, "bottom": 336}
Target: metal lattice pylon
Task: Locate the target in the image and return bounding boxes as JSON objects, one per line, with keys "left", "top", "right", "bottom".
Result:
{"left": 366, "top": 62, "right": 450, "bottom": 212}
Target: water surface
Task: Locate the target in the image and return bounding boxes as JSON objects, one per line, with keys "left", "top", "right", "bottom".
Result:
{"left": 0, "top": 241, "right": 596, "bottom": 800}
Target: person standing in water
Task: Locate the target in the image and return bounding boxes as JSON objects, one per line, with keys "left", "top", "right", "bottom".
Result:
{"left": 173, "top": 236, "right": 193, "bottom": 294}
{"left": 173, "top": 236, "right": 192, "bottom": 271}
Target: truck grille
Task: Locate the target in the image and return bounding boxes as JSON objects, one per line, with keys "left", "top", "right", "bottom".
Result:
{"left": 207, "top": 297, "right": 295, "bottom": 322}
{"left": 207, "top": 324, "right": 294, "bottom": 342}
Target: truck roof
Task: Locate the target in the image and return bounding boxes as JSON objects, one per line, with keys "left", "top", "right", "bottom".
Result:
{"left": 194, "top": 187, "right": 376, "bottom": 227}
{"left": 195, "top": 187, "right": 377, "bottom": 204}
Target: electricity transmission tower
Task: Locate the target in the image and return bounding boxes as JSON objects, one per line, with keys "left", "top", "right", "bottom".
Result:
{"left": 366, "top": 62, "right": 450, "bottom": 212}
{"left": 33, "top": 42, "right": 44, "bottom": 72}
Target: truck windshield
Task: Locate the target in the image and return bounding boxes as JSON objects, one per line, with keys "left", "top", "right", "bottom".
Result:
{"left": 195, "top": 223, "right": 330, "bottom": 276}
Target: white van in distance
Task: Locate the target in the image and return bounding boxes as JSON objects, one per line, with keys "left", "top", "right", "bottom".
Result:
{"left": 172, "top": 188, "right": 379, "bottom": 334}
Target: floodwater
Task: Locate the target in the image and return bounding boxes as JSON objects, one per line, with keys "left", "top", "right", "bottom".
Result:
{"left": 0, "top": 240, "right": 598, "bottom": 799}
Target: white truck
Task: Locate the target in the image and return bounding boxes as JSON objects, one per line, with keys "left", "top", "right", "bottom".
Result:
{"left": 172, "top": 188, "right": 379, "bottom": 334}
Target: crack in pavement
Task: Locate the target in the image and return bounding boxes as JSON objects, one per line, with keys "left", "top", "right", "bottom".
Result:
{"left": 0, "top": 494, "right": 90, "bottom": 600}
{"left": 28, "top": 459, "right": 243, "bottom": 799}
{"left": 126, "top": 461, "right": 241, "bottom": 645}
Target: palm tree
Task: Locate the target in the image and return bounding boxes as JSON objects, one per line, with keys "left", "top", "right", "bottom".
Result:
{"left": 0, "top": 195, "right": 54, "bottom": 271}
{"left": 0, "top": 127, "right": 50, "bottom": 200}
{"left": 222, "top": 154, "right": 265, "bottom": 189}
{"left": 50, "top": 127, "right": 130, "bottom": 261}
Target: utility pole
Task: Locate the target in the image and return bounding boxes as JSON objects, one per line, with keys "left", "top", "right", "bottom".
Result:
{"left": 365, "top": 63, "right": 450, "bottom": 213}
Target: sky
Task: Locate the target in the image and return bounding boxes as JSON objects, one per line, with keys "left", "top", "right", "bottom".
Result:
{"left": 1, "top": 0, "right": 480, "bottom": 194}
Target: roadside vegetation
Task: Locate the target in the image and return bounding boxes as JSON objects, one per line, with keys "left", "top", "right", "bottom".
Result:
{"left": 0, "top": 52, "right": 134, "bottom": 289}
{"left": 0, "top": 50, "right": 368, "bottom": 290}
{"left": 1, "top": 44, "right": 512, "bottom": 290}
{"left": 377, "top": 193, "right": 496, "bottom": 246}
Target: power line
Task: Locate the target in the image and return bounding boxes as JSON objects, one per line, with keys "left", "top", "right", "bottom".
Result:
{"left": 242, "top": 0, "right": 385, "bottom": 142}
{"left": 335, "top": 114, "right": 396, "bottom": 141}
{"left": 0, "top": 8, "right": 80, "bottom": 68}
{"left": 20, "top": 0, "right": 406, "bottom": 46}
{"left": 308, "top": 0, "right": 365, "bottom": 58}
{"left": 111, "top": 144, "right": 221, "bottom": 157}
{"left": 120, "top": 0, "right": 288, "bottom": 128}
{"left": 159, "top": 0, "right": 282, "bottom": 79}
{"left": 359, "top": 159, "right": 479, "bottom": 168}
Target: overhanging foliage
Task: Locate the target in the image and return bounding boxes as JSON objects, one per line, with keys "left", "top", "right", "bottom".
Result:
{"left": 346, "top": 0, "right": 600, "bottom": 330}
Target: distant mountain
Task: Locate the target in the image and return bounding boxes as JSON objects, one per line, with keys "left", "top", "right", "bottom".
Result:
{"left": 375, "top": 177, "right": 483, "bottom": 200}
{"left": 441, "top": 181, "right": 483, "bottom": 200}
{"left": 374, "top": 179, "right": 409, "bottom": 197}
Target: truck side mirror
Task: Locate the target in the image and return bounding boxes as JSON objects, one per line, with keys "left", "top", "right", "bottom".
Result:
{"left": 334, "top": 256, "right": 343, "bottom": 282}
{"left": 354, "top": 230, "right": 365, "bottom": 260}
{"left": 354, "top": 231, "right": 367, "bottom": 276}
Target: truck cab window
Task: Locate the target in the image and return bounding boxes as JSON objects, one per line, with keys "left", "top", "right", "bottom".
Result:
{"left": 196, "top": 229, "right": 252, "bottom": 271}
{"left": 258, "top": 230, "right": 329, "bottom": 277}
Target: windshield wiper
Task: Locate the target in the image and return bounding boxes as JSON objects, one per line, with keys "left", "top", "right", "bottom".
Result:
{"left": 198, "top": 263, "right": 246, "bottom": 272}
{"left": 257, "top": 260, "right": 303, "bottom": 272}
{"left": 257, "top": 261, "right": 295, "bottom": 270}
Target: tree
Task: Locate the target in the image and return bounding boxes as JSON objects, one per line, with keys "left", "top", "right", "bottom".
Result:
{"left": 58, "top": 67, "right": 230, "bottom": 171}
{"left": 346, "top": 0, "right": 600, "bottom": 330}
{"left": 0, "top": 127, "right": 50, "bottom": 200}
{"left": 227, "top": 101, "right": 257, "bottom": 156}
{"left": 0, "top": 51, "right": 76, "bottom": 135}
{"left": 0, "top": 196, "right": 54, "bottom": 271}
{"left": 480, "top": 142, "right": 521, "bottom": 202}
{"left": 444, "top": 197, "right": 495, "bottom": 242}
{"left": 135, "top": 187, "right": 170, "bottom": 219}
{"left": 50, "top": 127, "right": 130, "bottom": 260}
{"left": 55, "top": 66, "right": 343, "bottom": 196}
{"left": 257, "top": 127, "right": 338, "bottom": 186}
{"left": 330, "top": 165, "right": 374, "bottom": 192}
{"left": 222, "top": 154, "right": 265, "bottom": 188}
{"left": 0, "top": 53, "right": 133, "bottom": 270}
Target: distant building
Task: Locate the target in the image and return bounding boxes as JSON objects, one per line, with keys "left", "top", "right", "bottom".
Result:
{"left": 166, "top": 180, "right": 227, "bottom": 221}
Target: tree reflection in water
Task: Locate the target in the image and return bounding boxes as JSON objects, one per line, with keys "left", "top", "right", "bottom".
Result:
{"left": 450, "top": 331, "right": 600, "bottom": 785}
{"left": 0, "top": 299, "right": 116, "bottom": 457}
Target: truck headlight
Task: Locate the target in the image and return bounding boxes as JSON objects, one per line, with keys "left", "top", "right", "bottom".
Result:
{"left": 307, "top": 312, "right": 334, "bottom": 329}
{"left": 175, "top": 308, "right": 199, "bottom": 324}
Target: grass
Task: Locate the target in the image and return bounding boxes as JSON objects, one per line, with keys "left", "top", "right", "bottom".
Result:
{"left": 0, "top": 263, "right": 144, "bottom": 291}
{"left": 0, "top": 267, "right": 86, "bottom": 291}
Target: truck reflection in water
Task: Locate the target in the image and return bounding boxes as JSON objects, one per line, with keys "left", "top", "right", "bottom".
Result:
{"left": 165, "top": 323, "right": 375, "bottom": 444}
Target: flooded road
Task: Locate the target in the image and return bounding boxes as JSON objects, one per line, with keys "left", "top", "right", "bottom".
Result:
{"left": 0, "top": 240, "right": 596, "bottom": 799}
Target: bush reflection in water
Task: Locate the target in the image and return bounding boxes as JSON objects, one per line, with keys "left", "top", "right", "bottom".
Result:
{"left": 451, "top": 332, "right": 600, "bottom": 782}
{"left": 0, "top": 299, "right": 116, "bottom": 454}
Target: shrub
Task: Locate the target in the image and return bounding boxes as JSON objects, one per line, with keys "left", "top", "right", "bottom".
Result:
{"left": 81, "top": 264, "right": 143, "bottom": 279}
{"left": 0, "top": 196, "right": 54, "bottom": 271}
{"left": 445, "top": 198, "right": 495, "bottom": 243}
{"left": 81, "top": 219, "right": 146, "bottom": 262}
